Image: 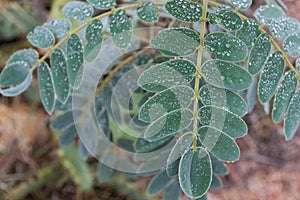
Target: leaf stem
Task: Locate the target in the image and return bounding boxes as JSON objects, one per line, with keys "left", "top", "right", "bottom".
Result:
{"left": 192, "top": 0, "right": 208, "bottom": 150}
{"left": 30, "top": 2, "right": 165, "bottom": 73}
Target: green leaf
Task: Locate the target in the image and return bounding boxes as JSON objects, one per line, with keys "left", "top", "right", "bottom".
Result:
{"left": 199, "top": 85, "right": 248, "bottom": 117}
{"left": 229, "top": 0, "right": 252, "bottom": 10}
{"left": 211, "top": 155, "right": 228, "bottom": 175}
{"left": 51, "top": 48, "right": 70, "bottom": 104}
{"left": 135, "top": 53, "right": 151, "bottom": 67}
{"left": 139, "top": 86, "right": 194, "bottom": 122}
{"left": 27, "top": 26, "right": 55, "bottom": 49}
{"left": 62, "top": 1, "right": 94, "bottom": 20}
{"left": 147, "top": 170, "right": 173, "bottom": 195}
{"left": 50, "top": 111, "right": 74, "bottom": 130}
{"left": 258, "top": 51, "right": 285, "bottom": 103}
{"left": 37, "top": 62, "right": 55, "bottom": 115}
{"left": 67, "top": 34, "right": 83, "bottom": 87}
{"left": 204, "top": 32, "right": 248, "bottom": 62}
{"left": 165, "top": 0, "right": 202, "bottom": 22}
{"left": 210, "top": 175, "right": 223, "bottom": 189}
{"left": 134, "top": 135, "right": 173, "bottom": 153}
{"left": 84, "top": 19, "right": 103, "bottom": 62}
{"left": 87, "top": 0, "right": 116, "bottom": 10}
{"left": 151, "top": 28, "right": 200, "bottom": 56}
{"left": 296, "top": 58, "right": 300, "bottom": 71}
{"left": 58, "top": 144, "right": 93, "bottom": 190}
{"left": 196, "top": 195, "right": 207, "bottom": 200}
{"left": 110, "top": 10, "right": 132, "bottom": 48}
{"left": 0, "top": 73, "right": 32, "bottom": 97}
{"left": 0, "top": 61, "right": 30, "bottom": 87}
{"left": 179, "top": 147, "right": 212, "bottom": 199}
{"left": 208, "top": 7, "right": 243, "bottom": 31}
{"left": 270, "top": 17, "right": 300, "bottom": 40}
{"left": 164, "top": 181, "right": 181, "bottom": 200}
{"left": 283, "top": 32, "right": 300, "bottom": 57}
{"left": 43, "top": 18, "right": 72, "bottom": 38}
{"left": 198, "top": 126, "right": 240, "bottom": 162}
{"left": 254, "top": 4, "right": 284, "bottom": 26}
{"left": 198, "top": 105, "right": 247, "bottom": 138}
{"left": 236, "top": 19, "right": 261, "bottom": 47}
{"left": 248, "top": 33, "right": 271, "bottom": 74}
{"left": 144, "top": 109, "right": 193, "bottom": 141}
{"left": 97, "top": 152, "right": 116, "bottom": 182}
{"left": 137, "top": 3, "right": 158, "bottom": 23}
{"left": 166, "top": 132, "right": 193, "bottom": 177}
{"left": 59, "top": 125, "right": 77, "bottom": 146}
{"left": 272, "top": 71, "right": 297, "bottom": 123}
{"left": 7, "top": 49, "right": 39, "bottom": 67}
{"left": 284, "top": 89, "right": 300, "bottom": 140}
{"left": 201, "top": 59, "right": 252, "bottom": 91}
{"left": 138, "top": 59, "right": 196, "bottom": 92}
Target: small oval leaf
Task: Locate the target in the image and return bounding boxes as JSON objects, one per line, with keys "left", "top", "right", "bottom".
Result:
{"left": 179, "top": 147, "right": 212, "bottom": 199}
{"left": 134, "top": 135, "right": 173, "bottom": 153}
{"left": 62, "top": 1, "right": 94, "bottom": 20}
{"left": 272, "top": 71, "right": 297, "bottom": 123}
{"left": 0, "top": 61, "right": 30, "bottom": 87}
{"left": 84, "top": 19, "right": 103, "bottom": 62}
{"left": 254, "top": 4, "right": 285, "bottom": 26}
{"left": 236, "top": 19, "right": 261, "bottom": 47}
{"left": 229, "top": 0, "right": 252, "bottom": 10}
{"left": 0, "top": 73, "right": 32, "bottom": 97}
{"left": 151, "top": 28, "right": 200, "bottom": 57}
{"left": 87, "top": 0, "right": 116, "bottom": 10}
{"left": 51, "top": 48, "right": 70, "bottom": 103}
{"left": 147, "top": 170, "right": 173, "bottom": 195}
{"left": 43, "top": 18, "right": 72, "bottom": 38}
{"left": 283, "top": 32, "right": 300, "bottom": 57}
{"left": 165, "top": 0, "right": 202, "bottom": 22}
{"left": 137, "top": 3, "right": 159, "bottom": 23}
{"left": 201, "top": 59, "right": 252, "bottom": 91}
{"left": 138, "top": 59, "right": 196, "bottom": 92}
{"left": 258, "top": 51, "right": 285, "bottom": 103}
{"left": 270, "top": 16, "right": 300, "bottom": 40}
{"left": 284, "top": 90, "right": 300, "bottom": 140}
{"left": 204, "top": 32, "right": 248, "bottom": 62}
{"left": 248, "top": 33, "right": 271, "bottom": 74}
{"left": 198, "top": 105, "right": 247, "bottom": 138}
{"left": 198, "top": 126, "right": 240, "bottom": 162}
{"left": 7, "top": 49, "right": 39, "bottom": 68}
{"left": 38, "top": 62, "right": 55, "bottom": 114}
{"left": 27, "top": 26, "right": 55, "bottom": 49}
{"left": 164, "top": 181, "right": 181, "bottom": 200}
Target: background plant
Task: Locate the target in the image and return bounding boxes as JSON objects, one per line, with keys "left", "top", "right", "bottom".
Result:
{"left": 0, "top": 0, "right": 300, "bottom": 199}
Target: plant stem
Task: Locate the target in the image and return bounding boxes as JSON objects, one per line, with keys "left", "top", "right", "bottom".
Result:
{"left": 192, "top": 0, "right": 208, "bottom": 150}
{"left": 30, "top": 2, "right": 165, "bottom": 73}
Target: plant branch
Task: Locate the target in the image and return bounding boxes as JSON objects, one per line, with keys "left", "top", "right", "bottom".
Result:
{"left": 192, "top": 0, "right": 208, "bottom": 150}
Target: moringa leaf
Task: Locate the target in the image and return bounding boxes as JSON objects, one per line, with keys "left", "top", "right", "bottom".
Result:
{"left": 229, "top": 0, "right": 252, "bottom": 10}
{"left": 62, "top": 1, "right": 94, "bottom": 20}
{"left": 147, "top": 170, "right": 173, "bottom": 195}
{"left": 137, "top": 3, "right": 159, "bottom": 23}
{"left": 270, "top": 17, "right": 300, "bottom": 40}
{"left": 164, "top": 181, "right": 181, "bottom": 200}
{"left": 165, "top": 0, "right": 202, "bottom": 22}
{"left": 254, "top": 4, "right": 284, "bottom": 26}
{"left": 0, "top": 61, "right": 30, "bottom": 87}
{"left": 204, "top": 32, "right": 248, "bottom": 62}
{"left": 0, "top": 73, "right": 32, "bottom": 97}
{"left": 27, "top": 26, "right": 55, "bottom": 49}
{"left": 7, "top": 49, "right": 39, "bottom": 67}
{"left": 87, "top": 0, "right": 116, "bottom": 10}
{"left": 210, "top": 175, "right": 223, "bottom": 189}
{"left": 284, "top": 89, "right": 300, "bottom": 140}
{"left": 43, "top": 18, "right": 72, "bottom": 38}
{"left": 134, "top": 135, "right": 173, "bottom": 153}
{"left": 198, "top": 126, "right": 240, "bottom": 162}
{"left": 211, "top": 155, "right": 228, "bottom": 175}
{"left": 236, "top": 19, "right": 261, "bottom": 47}
{"left": 258, "top": 51, "right": 285, "bottom": 103}
{"left": 179, "top": 147, "right": 212, "bottom": 199}
{"left": 84, "top": 19, "right": 103, "bottom": 62}
{"left": 283, "top": 32, "right": 300, "bottom": 57}
{"left": 296, "top": 58, "right": 300, "bottom": 71}
{"left": 38, "top": 62, "right": 55, "bottom": 114}
{"left": 201, "top": 59, "right": 252, "bottom": 91}
{"left": 248, "top": 33, "right": 271, "bottom": 75}
{"left": 272, "top": 71, "right": 297, "bottom": 123}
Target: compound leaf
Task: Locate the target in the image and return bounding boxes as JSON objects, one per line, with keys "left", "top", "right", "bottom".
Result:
{"left": 258, "top": 51, "right": 285, "bottom": 103}
{"left": 138, "top": 59, "right": 196, "bottom": 92}
{"left": 201, "top": 59, "right": 252, "bottom": 91}
{"left": 270, "top": 17, "right": 300, "bottom": 40}
{"left": 204, "top": 32, "right": 248, "bottom": 62}
{"left": 137, "top": 3, "right": 159, "bottom": 23}
{"left": 248, "top": 33, "right": 271, "bottom": 74}
{"left": 199, "top": 85, "right": 248, "bottom": 117}
{"left": 165, "top": 0, "right": 202, "bottom": 22}
{"left": 144, "top": 109, "right": 193, "bottom": 141}
{"left": 272, "top": 71, "right": 297, "bottom": 123}
{"left": 147, "top": 170, "right": 173, "bottom": 195}
{"left": 254, "top": 4, "right": 284, "bottom": 26}
{"left": 283, "top": 32, "right": 300, "bottom": 57}
{"left": 229, "top": 0, "right": 252, "bottom": 10}
{"left": 139, "top": 86, "right": 194, "bottom": 122}
{"left": 236, "top": 19, "right": 261, "bottom": 47}
{"left": 43, "top": 18, "right": 72, "bottom": 38}
{"left": 87, "top": 0, "right": 116, "bottom": 10}
{"left": 198, "top": 105, "right": 247, "bottom": 138}
{"left": 62, "top": 1, "right": 94, "bottom": 20}
{"left": 27, "top": 26, "right": 55, "bottom": 49}
{"left": 51, "top": 48, "right": 70, "bottom": 104}
{"left": 38, "top": 62, "right": 55, "bottom": 114}
{"left": 179, "top": 147, "right": 212, "bottom": 199}
{"left": 151, "top": 28, "right": 200, "bottom": 57}
{"left": 110, "top": 10, "right": 132, "bottom": 48}
{"left": 67, "top": 34, "right": 83, "bottom": 87}
{"left": 284, "top": 90, "right": 300, "bottom": 140}
{"left": 0, "top": 61, "right": 30, "bottom": 87}
{"left": 198, "top": 126, "right": 240, "bottom": 162}
{"left": 7, "top": 49, "right": 39, "bottom": 67}
{"left": 0, "top": 73, "right": 32, "bottom": 97}
{"left": 84, "top": 19, "right": 103, "bottom": 62}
